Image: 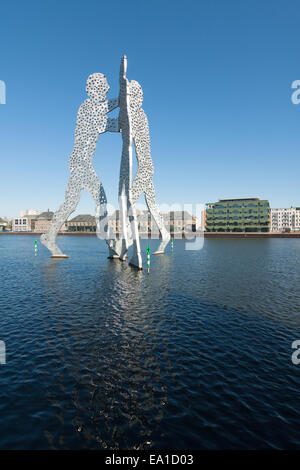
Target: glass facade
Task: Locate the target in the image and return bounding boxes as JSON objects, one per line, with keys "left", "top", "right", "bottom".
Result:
{"left": 206, "top": 198, "right": 270, "bottom": 232}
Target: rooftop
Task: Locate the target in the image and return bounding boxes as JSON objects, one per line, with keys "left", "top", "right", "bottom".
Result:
{"left": 68, "top": 214, "right": 96, "bottom": 222}
{"left": 37, "top": 211, "right": 54, "bottom": 220}
{"left": 218, "top": 198, "right": 260, "bottom": 202}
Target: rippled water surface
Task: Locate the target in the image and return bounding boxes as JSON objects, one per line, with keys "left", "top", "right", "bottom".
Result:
{"left": 1, "top": 235, "right": 300, "bottom": 449}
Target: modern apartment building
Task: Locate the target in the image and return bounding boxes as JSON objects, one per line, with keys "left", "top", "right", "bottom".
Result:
{"left": 206, "top": 198, "right": 270, "bottom": 232}
{"left": 270, "top": 207, "right": 300, "bottom": 232}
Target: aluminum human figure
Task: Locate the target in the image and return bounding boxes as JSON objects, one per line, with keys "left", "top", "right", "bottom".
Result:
{"left": 110, "top": 56, "right": 170, "bottom": 260}
{"left": 128, "top": 78, "right": 170, "bottom": 254}
{"left": 41, "top": 73, "right": 118, "bottom": 257}
{"left": 116, "top": 55, "right": 143, "bottom": 269}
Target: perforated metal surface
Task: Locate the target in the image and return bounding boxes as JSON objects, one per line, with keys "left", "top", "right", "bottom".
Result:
{"left": 41, "top": 57, "right": 169, "bottom": 265}
{"left": 41, "top": 73, "right": 118, "bottom": 257}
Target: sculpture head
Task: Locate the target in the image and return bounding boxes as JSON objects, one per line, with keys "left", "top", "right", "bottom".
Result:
{"left": 129, "top": 80, "right": 143, "bottom": 109}
{"left": 86, "top": 73, "right": 109, "bottom": 100}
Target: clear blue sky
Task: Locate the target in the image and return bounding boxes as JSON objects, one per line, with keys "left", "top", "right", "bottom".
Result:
{"left": 1, "top": 0, "right": 300, "bottom": 218}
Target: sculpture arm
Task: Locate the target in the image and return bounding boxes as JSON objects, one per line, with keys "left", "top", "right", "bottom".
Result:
{"left": 108, "top": 98, "right": 118, "bottom": 112}
{"left": 119, "top": 55, "right": 128, "bottom": 108}
{"left": 120, "top": 55, "right": 127, "bottom": 82}
{"left": 106, "top": 117, "right": 119, "bottom": 133}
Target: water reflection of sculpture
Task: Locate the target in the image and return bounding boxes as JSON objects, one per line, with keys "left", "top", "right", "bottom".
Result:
{"left": 40, "top": 259, "right": 170, "bottom": 449}
{"left": 84, "top": 261, "right": 170, "bottom": 449}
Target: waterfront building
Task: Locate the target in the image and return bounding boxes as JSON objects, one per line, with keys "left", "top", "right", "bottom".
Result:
{"left": 202, "top": 210, "right": 206, "bottom": 231}
{"left": 0, "top": 218, "right": 8, "bottom": 231}
{"left": 109, "top": 210, "right": 197, "bottom": 235}
{"left": 34, "top": 210, "right": 67, "bottom": 233}
{"left": 66, "top": 213, "right": 122, "bottom": 233}
{"left": 13, "top": 215, "right": 37, "bottom": 232}
{"left": 162, "top": 211, "right": 196, "bottom": 233}
{"left": 34, "top": 211, "right": 54, "bottom": 232}
{"left": 13, "top": 209, "right": 42, "bottom": 232}
{"left": 20, "top": 209, "right": 41, "bottom": 217}
{"left": 64, "top": 211, "right": 198, "bottom": 234}
{"left": 109, "top": 211, "right": 121, "bottom": 234}
{"left": 297, "top": 209, "right": 300, "bottom": 230}
{"left": 65, "top": 211, "right": 198, "bottom": 234}
{"left": 205, "top": 198, "right": 270, "bottom": 232}
{"left": 13, "top": 209, "right": 66, "bottom": 233}
{"left": 66, "top": 214, "right": 96, "bottom": 232}
{"left": 137, "top": 210, "right": 150, "bottom": 233}
{"left": 270, "top": 207, "right": 300, "bottom": 232}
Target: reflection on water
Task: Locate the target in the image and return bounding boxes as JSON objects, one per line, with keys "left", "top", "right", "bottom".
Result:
{"left": 0, "top": 236, "right": 300, "bottom": 449}
{"left": 40, "top": 256, "right": 170, "bottom": 449}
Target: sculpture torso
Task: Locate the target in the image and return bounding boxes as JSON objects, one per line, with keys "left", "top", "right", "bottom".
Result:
{"left": 131, "top": 106, "right": 154, "bottom": 177}
{"left": 69, "top": 98, "right": 109, "bottom": 172}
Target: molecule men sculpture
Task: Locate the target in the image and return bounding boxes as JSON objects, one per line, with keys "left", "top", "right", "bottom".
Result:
{"left": 41, "top": 56, "right": 170, "bottom": 269}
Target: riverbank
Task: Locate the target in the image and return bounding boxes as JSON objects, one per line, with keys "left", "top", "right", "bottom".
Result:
{"left": 1, "top": 232, "right": 300, "bottom": 238}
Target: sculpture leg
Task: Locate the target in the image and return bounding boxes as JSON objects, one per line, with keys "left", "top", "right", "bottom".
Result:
{"left": 40, "top": 175, "right": 82, "bottom": 257}
{"left": 119, "top": 183, "right": 129, "bottom": 261}
{"left": 127, "top": 197, "right": 142, "bottom": 269}
{"left": 145, "top": 182, "right": 170, "bottom": 254}
{"left": 118, "top": 181, "right": 142, "bottom": 269}
{"left": 124, "top": 178, "right": 142, "bottom": 249}
{"left": 85, "top": 169, "right": 120, "bottom": 258}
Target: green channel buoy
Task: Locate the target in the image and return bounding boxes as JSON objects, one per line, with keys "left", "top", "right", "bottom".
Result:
{"left": 147, "top": 244, "right": 150, "bottom": 273}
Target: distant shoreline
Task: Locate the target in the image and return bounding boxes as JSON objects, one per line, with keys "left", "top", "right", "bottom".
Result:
{"left": 1, "top": 232, "right": 300, "bottom": 238}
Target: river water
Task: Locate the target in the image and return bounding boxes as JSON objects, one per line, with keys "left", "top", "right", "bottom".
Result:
{"left": 0, "top": 235, "right": 300, "bottom": 449}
